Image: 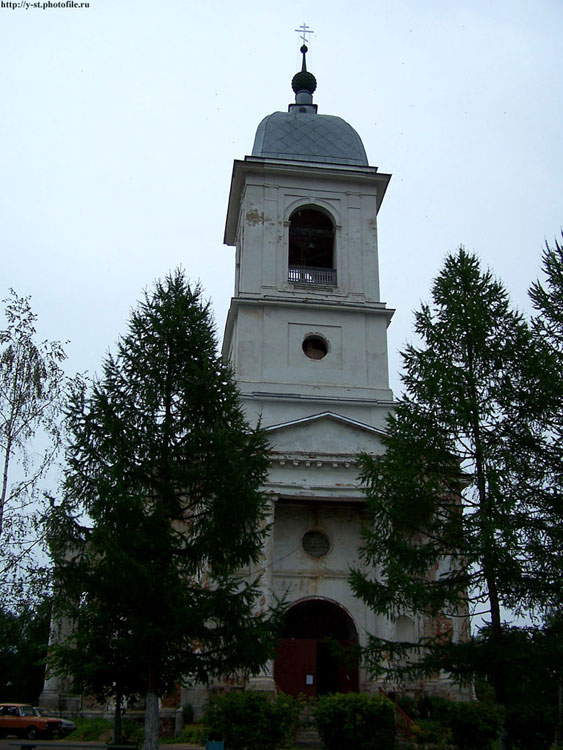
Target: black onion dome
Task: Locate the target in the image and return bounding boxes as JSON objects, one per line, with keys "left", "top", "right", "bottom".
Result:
{"left": 292, "top": 70, "right": 317, "bottom": 94}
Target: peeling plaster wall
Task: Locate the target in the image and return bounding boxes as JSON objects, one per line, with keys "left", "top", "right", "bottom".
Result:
{"left": 219, "top": 156, "right": 471, "bottom": 701}
{"left": 235, "top": 171, "right": 383, "bottom": 303}
{"left": 272, "top": 503, "right": 370, "bottom": 628}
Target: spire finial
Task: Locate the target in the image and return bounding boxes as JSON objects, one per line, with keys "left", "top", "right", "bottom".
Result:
{"left": 300, "top": 44, "right": 308, "bottom": 72}
{"left": 294, "top": 23, "right": 314, "bottom": 46}
{"left": 289, "top": 24, "right": 318, "bottom": 113}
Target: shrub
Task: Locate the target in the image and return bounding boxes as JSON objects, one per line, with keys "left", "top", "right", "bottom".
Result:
{"left": 63, "top": 716, "right": 143, "bottom": 746}
{"left": 311, "top": 692, "right": 396, "bottom": 750}
{"left": 204, "top": 690, "right": 301, "bottom": 750}
{"left": 415, "top": 693, "right": 434, "bottom": 720}
{"left": 397, "top": 694, "right": 417, "bottom": 718}
{"left": 447, "top": 701, "right": 501, "bottom": 750}
{"left": 411, "top": 718, "right": 452, "bottom": 746}
{"left": 181, "top": 702, "right": 195, "bottom": 726}
{"left": 425, "top": 695, "right": 455, "bottom": 723}
{"left": 69, "top": 717, "right": 113, "bottom": 741}
{"left": 120, "top": 718, "right": 144, "bottom": 747}
{"left": 506, "top": 703, "right": 556, "bottom": 750}
{"left": 173, "top": 723, "right": 207, "bottom": 746}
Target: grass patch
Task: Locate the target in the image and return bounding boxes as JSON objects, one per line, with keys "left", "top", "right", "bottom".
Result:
{"left": 66, "top": 717, "right": 113, "bottom": 741}
{"left": 161, "top": 724, "right": 206, "bottom": 745}
{"left": 64, "top": 717, "right": 143, "bottom": 747}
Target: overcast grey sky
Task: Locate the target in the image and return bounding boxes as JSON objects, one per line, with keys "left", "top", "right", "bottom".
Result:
{"left": 1, "top": 0, "right": 562, "bottom": 396}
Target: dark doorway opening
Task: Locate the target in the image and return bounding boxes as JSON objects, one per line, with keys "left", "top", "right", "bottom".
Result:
{"left": 289, "top": 209, "right": 334, "bottom": 269}
{"left": 274, "top": 599, "right": 359, "bottom": 697}
{"left": 288, "top": 208, "right": 336, "bottom": 286}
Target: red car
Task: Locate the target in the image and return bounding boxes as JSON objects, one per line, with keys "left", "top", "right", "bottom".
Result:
{"left": 0, "top": 703, "right": 62, "bottom": 739}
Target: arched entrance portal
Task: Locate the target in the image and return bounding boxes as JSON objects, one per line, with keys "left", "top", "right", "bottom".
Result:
{"left": 274, "top": 599, "right": 359, "bottom": 698}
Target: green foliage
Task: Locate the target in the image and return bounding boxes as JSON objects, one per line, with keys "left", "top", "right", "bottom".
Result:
{"left": 66, "top": 715, "right": 143, "bottom": 745}
{"left": 432, "top": 622, "right": 562, "bottom": 749}
{"left": 486, "top": 621, "right": 560, "bottom": 750}
{"left": 46, "top": 271, "right": 283, "bottom": 748}
{"left": 426, "top": 696, "right": 456, "bottom": 724}
{"left": 69, "top": 717, "right": 113, "bottom": 740}
{"left": 505, "top": 703, "right": 555, "bottom": 750}
{"left": 530, "top": 235, "right": 563, "bottom": 354}
{"left": 528, "top": 236, "right": 563, "bottom": 609}
{"left": 67, "top": 717, "right": 143, "bottom": 746}
{"left": 120, "top": 718, "right": 145, "bottom": 747}
{"left": 172, "top": 723, "right": 206, "bottom": 746}
{"left": 204, "top": 690, "right": 301, "bottom": 750}
{"left": 446, "top": 701, "right": 501, "bottom": 750}
{"left": 411, "top": 718, "right": 452, "bottom": 746}
{"left": 0, "top": 289, "right": 71, "bottom": 606}
{"left": 0, "top": 598, "right": 51, "bottom": 701}
{"left": 410, "top": 694, "right": 454, "bottom": 724}
{"left": 311, "top": 692, "right": 396, "bottom": 750}
{"left": 349, "top": 248, "right": 559, "bottom": 701}
{"left": 396, "top": 693, "right": 416, "bottom": 718}
{"left": 408, "top": 696, "right": 500, "bottom": 750}
{"left": 180, "top": 702, "right": 195, "bottom": 726}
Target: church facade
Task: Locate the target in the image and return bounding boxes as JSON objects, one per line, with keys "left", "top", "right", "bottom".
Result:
{"left": 188, "top": 46, "right": 468, "bottom": 704}
{"left": 41, "top": 45, "right": 469, "bottom": 721}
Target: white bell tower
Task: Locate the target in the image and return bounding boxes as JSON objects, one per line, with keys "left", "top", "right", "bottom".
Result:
{"left": 222, "top": 47, "right": 394, "bottom": 434}
{"left": 219, "top": 45, "right": 404, "bottom": 698}
{"left": 218, "top": 42, "right": 471, "bottom": 703}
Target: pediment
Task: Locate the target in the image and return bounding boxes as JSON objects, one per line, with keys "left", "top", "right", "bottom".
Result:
{"left": 265, "top": 411, "right": 387, "bottom": 457}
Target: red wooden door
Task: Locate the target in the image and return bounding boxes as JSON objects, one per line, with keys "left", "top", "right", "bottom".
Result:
{"left": 275, "top": 638, "right": 359, "bottom": 697}
{"left": 274, "top": 638, "right": 317, "bottom": 698}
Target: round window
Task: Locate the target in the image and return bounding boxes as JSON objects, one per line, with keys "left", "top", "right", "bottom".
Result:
{"left": 302, "top": 335, "right": 328, "bottom": 360}
{"left": 302, "top": 530, "right": 331, "bottom": 558}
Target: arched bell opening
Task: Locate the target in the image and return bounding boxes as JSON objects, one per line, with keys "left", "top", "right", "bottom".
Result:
{"left": 274, "top": 599, "right": 359, "bottom": 697}
{"left": 288, "top": 207, "right": 336, "bottom": 286}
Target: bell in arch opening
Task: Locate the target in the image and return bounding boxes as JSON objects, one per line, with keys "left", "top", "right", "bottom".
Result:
{"left": 288, "top": 207, "right": 336, "bottom": 286}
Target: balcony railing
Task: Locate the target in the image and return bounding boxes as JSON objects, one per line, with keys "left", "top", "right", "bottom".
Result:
{"left": 288, "top": 266, "right": 337, "bottom": 287}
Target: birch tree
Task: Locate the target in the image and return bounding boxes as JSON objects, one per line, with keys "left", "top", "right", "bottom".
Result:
{"left": 1, "top": 290, "right": 67, "bottom": 603}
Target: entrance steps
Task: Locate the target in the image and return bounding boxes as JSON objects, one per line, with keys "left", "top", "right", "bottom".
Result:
{"left": 294, "top": 708, "right": 322, "bottom": 748}
{"left": 294, "top": 724, "right": 322, "bottom": 747}
{"left": 292, "top": 702, "right": 413, "bottom": 749}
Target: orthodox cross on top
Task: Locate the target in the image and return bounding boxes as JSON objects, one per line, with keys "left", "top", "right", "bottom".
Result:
{"left": 295, "top": 23, "right": 314, "bottom": 46}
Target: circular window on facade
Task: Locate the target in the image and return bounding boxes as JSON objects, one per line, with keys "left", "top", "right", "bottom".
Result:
{"left": 302, "top": 334, "right": 328, "bottom": 360}
{"left": 302, "top": 530, "right": 331, "bottom": 558}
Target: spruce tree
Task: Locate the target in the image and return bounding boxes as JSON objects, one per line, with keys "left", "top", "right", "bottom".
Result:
{"left": 528, "top": 236, "right": 563, "bottom": 614}
{"left": 530, "top": 235, "right": 563, "bottom": 356}
{"left": 48, "top": 270, "right": 281, "bottom": 750}
{"left": 350, "top": 248, "right": 557, "bottom": 709}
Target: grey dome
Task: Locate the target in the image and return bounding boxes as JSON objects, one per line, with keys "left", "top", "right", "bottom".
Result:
{"left": 252, "top": 111, "right": 369, "bottom": 167}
